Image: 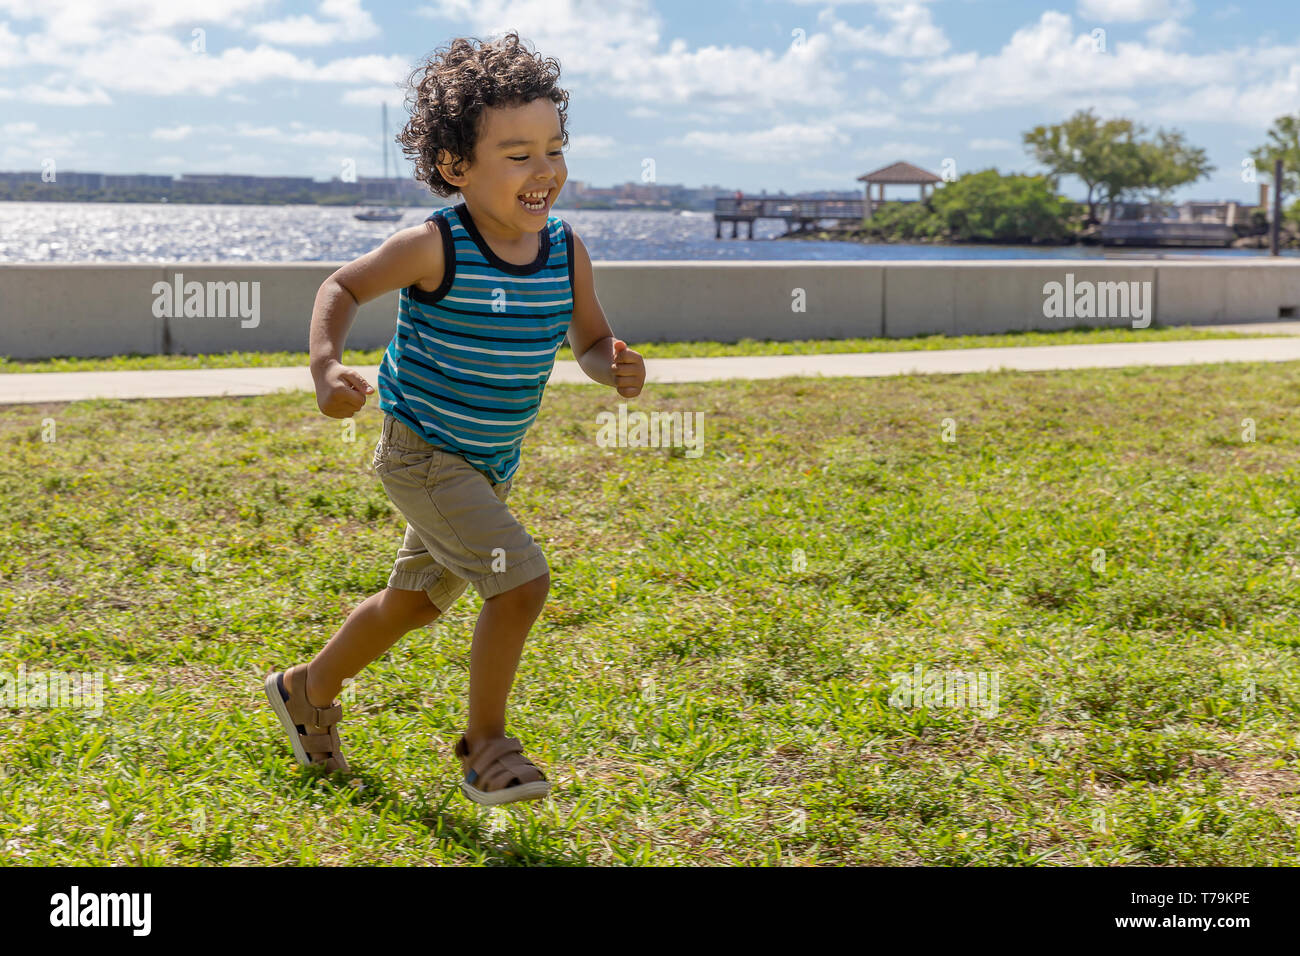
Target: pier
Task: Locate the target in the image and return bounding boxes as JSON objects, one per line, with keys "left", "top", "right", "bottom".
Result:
{"left": 713, "top": 196, "right": 871, "bottom": 238}
{"left": 715, "top": 162, "right": 941, "bottom": 238}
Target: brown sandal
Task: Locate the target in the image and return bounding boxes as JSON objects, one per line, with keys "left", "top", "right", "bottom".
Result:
{"left": 454, "top": 734, "right": 551, "bottom": 806}
{"left": 264, "top": 663, "right": 350, "bottom": 773}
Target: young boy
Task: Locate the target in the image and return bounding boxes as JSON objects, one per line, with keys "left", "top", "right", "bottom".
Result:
{"left": 263, "top": 32, "right": 645, "bottom": 806}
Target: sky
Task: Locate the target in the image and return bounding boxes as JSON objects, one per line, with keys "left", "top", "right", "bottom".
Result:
{"left": 1, "top": 0, "right": 1297, "bottom": 202}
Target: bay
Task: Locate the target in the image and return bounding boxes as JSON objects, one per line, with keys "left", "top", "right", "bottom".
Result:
{"left": 0, "top": 201, "right": 1295, "bottom": 262}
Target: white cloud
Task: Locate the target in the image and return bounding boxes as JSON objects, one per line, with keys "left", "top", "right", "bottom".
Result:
{"left": 903, "top": 11, "right": 1256, "bottom": 115}
{"left": 1145, "top": 17, "right": 1191, "bottom": 46}
{"left": 1077, "top": 0, "right": 1194, "bottom": 22}
{"left": 787, "top": 0, "right": 941, "bottom": 6}
{"left": 72, "top": 36, "right": 408, "bottom": 96}
{"left": 0, "top": 120, "right": 86, "bottom": 166}
{"left": 1147, "top": 62, "right": 1300, "bottom": 128}
{"left": 151, "top": 124, "right": 195, "bottom": 140}
{"left": 416, "top": 0, "right": 846, "bottom": 112}
{"left": 671, "top": 121, "right": 851, "bottom": 164}
{"left": 0, "top": 21, "right": 21, "bottom": 62}
{"left": 566, "top": 133, "right": 616, "bottom": 158}
{"left": 819, "top": 2, "right": 950, "bottom": 57}
{"left": 315, "top": 54, "right": 412, "bottom": 85}
{"left": 247, "top": 0, "right": 380, "bottom": 46}
{"left": 138, "top": 120, "right": 377, "bottom": 154}
{"left": 828, "top": 111, "right": 904, "bottom": 129}
{"left": 854, "top": 142, "right": 941, "bottom": 163}
{"left": 647, "top": 37, "right": 844, "bottom": 111}
{"left": 72, "top": 37, "right": 315, "bottom": 95}
{"left": 0, "top": 3, "right": 406, "bottom": 102}
{"left": 0, "top": 0, "right": 272, "bottom": 46}
{"left": 282, "top": 128, "right": 373, "bottom": 149}
{"left": 417, "top": 0, "right": 654, "bottom": 77}
{"left": 234, "top": 121, "right": 372, "bottom": 149}
{"left": 793, "top": 167, "right": 851, "bottom": 184}
{"left": 969, "top": 138, "right": 1017, "bottom": 150}
{"left": 0, "top": 82, "right": 112, "bottom": 105}
{"left": 234, "top": 123, "right": 283, "bottom": 138}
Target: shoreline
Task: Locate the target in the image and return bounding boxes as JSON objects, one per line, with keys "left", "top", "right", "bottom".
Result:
{"left": 776, "top": 227, "right": 1091, "bottom": 248}
{"left": 775, "top": 224, "right": 1300, "bottom": 251}
{"left": 0, "top": 196, "right": 706, "bottom": 213}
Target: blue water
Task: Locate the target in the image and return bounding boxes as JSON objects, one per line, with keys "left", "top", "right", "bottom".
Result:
{"left": 0, "top": 201, "right": 1295, "bottom": 262}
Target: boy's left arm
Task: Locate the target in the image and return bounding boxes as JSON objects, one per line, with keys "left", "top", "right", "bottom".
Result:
{"left": 567, "top": 230, "right": 645, "bottom": 398}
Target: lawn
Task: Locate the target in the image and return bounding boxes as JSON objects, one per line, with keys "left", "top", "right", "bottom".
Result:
{"left": 1, "top": 360, "right": 1298, "bottom": 865}
{"left": 0, "top": 323, "right": 1270, "bottom": 373}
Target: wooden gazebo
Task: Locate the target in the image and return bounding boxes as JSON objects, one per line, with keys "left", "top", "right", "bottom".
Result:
{"left": 856, "top": 161, "right": 942, "bottom": 218}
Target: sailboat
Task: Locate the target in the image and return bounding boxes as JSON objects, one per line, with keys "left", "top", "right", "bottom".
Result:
{"left": 354, "top": 102, "right": 404, "bottom": 222}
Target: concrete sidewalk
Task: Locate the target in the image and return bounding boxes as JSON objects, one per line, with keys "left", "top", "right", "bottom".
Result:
{"left": 5, "top": 327, "right": 1300, "bottom": 406}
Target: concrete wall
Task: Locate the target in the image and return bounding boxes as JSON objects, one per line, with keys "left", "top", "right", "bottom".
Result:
{"left": 1, "top": 260, "right": 1298, "bottom": 358}
{"left": 0, "top": 264, "right": 400, "bottom": 359}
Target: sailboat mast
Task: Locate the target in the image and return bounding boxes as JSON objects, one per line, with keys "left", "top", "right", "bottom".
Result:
{"left": 381, "top": 102, "right": 390, "bottom": 184}
{"left": 352, "top": 101, "right": 404, "bottom": 220}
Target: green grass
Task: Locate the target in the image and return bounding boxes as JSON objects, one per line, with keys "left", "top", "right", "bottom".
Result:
{"left": 0, "top": 324, "right": 1273, "bottom": 374}
{"left": 2, "top": 361, "right": 1299, "bottom": 865}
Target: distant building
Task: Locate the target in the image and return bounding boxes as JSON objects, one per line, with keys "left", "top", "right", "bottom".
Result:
{"left": 178, "top": 173, "right": 314, "bottom": 193}
{"left": 0, "top": 170, "right": 112, "bottom": 188}
{"left": 1105, "top": 197, "right": 1264, "bottom": 226}
{"left": 0, "top": 168, "right": 751, "bottom": 209}
{"left": 352, "top": 176, "right": 430, "bottom": 201}
{"left": 105, "top": 174, "right": 173, "bottom": 190}
{"left": 563, "top": 180, "right": 718, "bottom": 209}
{"left": 1100, "top": 185, "right": 1273, "bottom": 246}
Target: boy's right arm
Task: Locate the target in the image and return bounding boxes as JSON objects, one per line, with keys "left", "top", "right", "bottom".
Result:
{"left": 310, "top": 218, "right": 445, "bottom": 418}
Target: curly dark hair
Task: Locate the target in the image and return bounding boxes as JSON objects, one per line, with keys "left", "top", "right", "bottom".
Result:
{"left": 398, "top": 32, "right": 569, "bottom": 198}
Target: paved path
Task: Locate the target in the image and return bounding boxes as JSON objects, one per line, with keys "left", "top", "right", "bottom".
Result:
{"left": 4, "top": 324, "right": 1300, "bottom": 406}
{"left": 1197, "top": 321, "right": 1300, "bottom": 336}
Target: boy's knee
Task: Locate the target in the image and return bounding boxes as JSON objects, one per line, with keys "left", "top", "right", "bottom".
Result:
{"left": 500, "top": 570, "right": 549, "bottom": 604}
{"left": 406, "top": 601, "right": 443, "bottom": 628}
{"left": 383, "top": 585, "right": 442, "bottom": 627}
{"left": 521, "top": 570, "right": 550, "bottom": 600}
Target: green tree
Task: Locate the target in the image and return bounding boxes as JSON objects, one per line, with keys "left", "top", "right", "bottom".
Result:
{"left": 929, "top": 168, "right": 1076, "bottom": 242}
{"left": 1250, "top": 114, "right": 1300, "bottom": 206}
{"left": 1024, "top": 109, "right": 1213, "bottom": 223}
{"left": 857, "top": 200, "right": 946, "bottom": 241}
{"left": 1097, "top": 128, "right": 1213, "bottom": 220}
{"left": 1023, "top": 109, "right": 1126, "bottom": 224}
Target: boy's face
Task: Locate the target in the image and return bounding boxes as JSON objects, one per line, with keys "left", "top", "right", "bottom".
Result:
{"left": 441, "top": 98, "right": 567, "bottom": 236}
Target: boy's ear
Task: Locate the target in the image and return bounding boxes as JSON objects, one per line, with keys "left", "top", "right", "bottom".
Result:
{"left": 436, "top": 148, "right": 469, "bottom": 188}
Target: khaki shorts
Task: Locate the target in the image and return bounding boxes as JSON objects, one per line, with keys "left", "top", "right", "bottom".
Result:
{"left": 371, "top": 412, "right": 549, "bottom": 613}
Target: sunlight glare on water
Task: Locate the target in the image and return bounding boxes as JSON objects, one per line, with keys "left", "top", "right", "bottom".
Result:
{"left": 0, "top": 201, "right": 1294, "bottom": 262}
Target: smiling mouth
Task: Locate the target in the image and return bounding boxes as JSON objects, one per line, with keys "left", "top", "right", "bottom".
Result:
{"left": 517, "top": 189, "right": 551, "bottom": 211}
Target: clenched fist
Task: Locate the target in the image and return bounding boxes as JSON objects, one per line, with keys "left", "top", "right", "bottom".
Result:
{"left": 610, "top": 339, "right": 645, "bottom": 399}
{"left": 314, "top": 360, "right": 374, "bottom": 418}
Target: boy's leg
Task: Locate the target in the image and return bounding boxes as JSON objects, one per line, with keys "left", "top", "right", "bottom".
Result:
{"left": 464, "top": 572, "right": 550, "bottom": 750}
{"left": 371, "top": 427, "right": 553, "bottom": 763}
{"left": 285, "top": 586, "right": 443, "bottom": 707}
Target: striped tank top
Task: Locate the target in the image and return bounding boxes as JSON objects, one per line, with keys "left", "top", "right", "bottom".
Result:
{"left": 377, "top": 202, "right": 575, "bottom": 483}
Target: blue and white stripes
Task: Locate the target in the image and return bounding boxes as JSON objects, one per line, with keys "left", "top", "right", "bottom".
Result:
{"left": 378, "top": 202, "right": 575, "bottom": 483}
